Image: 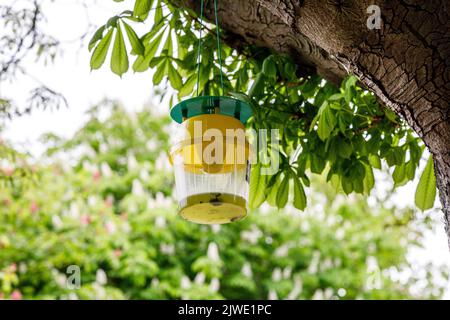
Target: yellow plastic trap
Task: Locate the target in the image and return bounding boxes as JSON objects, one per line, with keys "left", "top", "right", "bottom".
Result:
{"left": 170, "top": 96, "right": 253, "bottom": 224}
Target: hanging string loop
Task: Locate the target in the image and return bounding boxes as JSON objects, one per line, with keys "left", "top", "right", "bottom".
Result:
{"left": 195, "top": 0, "right": 224, "bottom": 97}
{"left": 213, "top": 0, "right": 224, "bottom": 96}
{"left": 195, "top": 0, "right": 205, "bottom": 96}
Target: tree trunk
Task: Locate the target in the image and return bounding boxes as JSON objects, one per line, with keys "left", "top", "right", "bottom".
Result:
{"left": 176, "top": 0, "right": 450, "bottom": 247}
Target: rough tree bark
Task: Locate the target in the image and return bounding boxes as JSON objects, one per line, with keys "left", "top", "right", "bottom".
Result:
{"left": 176, "top": 0, "right": 450, "bottom": 247}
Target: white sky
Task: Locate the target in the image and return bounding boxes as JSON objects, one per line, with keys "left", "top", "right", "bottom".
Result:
{"left": 1, "top": 0, "right": 449, "bottom": 298}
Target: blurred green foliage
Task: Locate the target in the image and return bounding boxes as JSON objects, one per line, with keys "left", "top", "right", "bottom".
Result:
{"left": 0, "top": 103, "right": 446, "bottom": 299}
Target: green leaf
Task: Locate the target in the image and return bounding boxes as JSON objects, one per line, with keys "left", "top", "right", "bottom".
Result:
{"left": 393, "top": 164, "right": 407, "bottom": 186}
{"left": 106, "top": 16, "right": 119, "bottom": 28}
{"left": 155, "top": 0, "right": 163, "bottom": 23}
{"left": 88, "top": 25, "right": 106, "bottom": 52}
{"left": 337, "top": 139, "right": 353, "bottom": 159}
{"left": 122, "top": 21, "right": 145, "bottom": 56}
{"left": 353, "top": 178, "right": 364, "bottom": 194}
{"left": 179, "top": 74, "right": 197, "bottom": 98}
{"left": 283, "top": 61, "right": 296, "bottom": 81}
{"left": 351, "top": 161, "right": 366, "bottom": 181}
{"left": 90, "top": 28, "right": 114, "bottom": 70}
{"left": 384, "top": 108, "right": 398, "bottom": 123}
{"left": 385, "top": 148, "right": 404, "bottom": 167}
{"left": 318, "top": 104, "right": 336, "bottom": 141}
{"left": 405, "top": 160, "right": 417, "bottom": 180}
{"left": 276, "top": 173, "right": 290, "bottom": 209}
{"left": 266, "top": 174, "right": 281, "bottom": 207}
{"left": 163, "top": 30, "right": 173, "bottom": 56}
{"left": 344, "top": 75, "right": 357, "bottom": 90}
{"left": 132, "top": 30, "right": 164, "bottom": 72}
{"left": 198, "top": 64, "right": 211, "bottom": 94}
{"left": 149, "top": 56, "right": 166, "bottom": 68}
{"left": 367, "top": 136, "right": 381, "bottom": 154}
{"left": 169, "top": 10, "right": 181, "bottom": 29}
{"left": 329, "top": 174, "right": 341, "bottom": 192}
{"left": 168, "top": 63, "right": 182, "bottom": 90}
{"left": 363, "top": 164, "right": 374, "bottom": 195}
{"left": 293, "top": 175, "right": 307, "bottom": 210}
{"left": 344, "top": 75, "right": 357, "bottom": 104}
{"left": 133, "top": 0, "right": 152, "bottom": 17}
{"left": 368, "top": 154, "right": 381, "bottom": 169}
{"left": 236, "top": 66, "right": 249, "bottom": 90}
{"left": 338, "top": 115, "right": 347, "bottom": 134}
{"left": 409, "top": 140, "right": 422, "bottom": 164}
{"left": 249, "top": 73, "right": 265, "bottom": 98}
{"left": 301, "top": 174, "right": 310, "bottom": 187}
{"left": 122, "top": 11, "right": 142, "bottom": 23}
{"left": 132, "top": 54, "right": 150, "bottom": 73}
{"left": 230, "top": 92, "right": 252, "bottom": 106}
{"left": 141, "top": 18, "right": 166, "bottom": 42}
{"left": 249, "top": 164, "right": 266, "bottom": 209}
{"left": 415, "top": 156, "right": 436, "bottom": 211}
{"left": 328, "top": 93, "right": 343, "bottom": 101}
{"left": 310, "top": 154, "right": 326, "bottom": 174}
{"left": 111, "top": 24, "right": 129, "bottom": 77}
{"left": 262, "top": 57, "right": 277, "bottom": 79}
{"left": 153, "top": 59, "right": 168, "bottom": 85}
{"left": 341, "top": 176, "right": 353, "bottom": 195}
{"left": 310, "top": 107, "right": 323, "bottom": 132}
{"left": 393, "top": 148, "right": 405, "bottom": 165}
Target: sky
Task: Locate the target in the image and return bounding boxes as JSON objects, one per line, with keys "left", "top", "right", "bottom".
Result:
{"left": 1, "top": 0, "right": 449, "bottom": 298}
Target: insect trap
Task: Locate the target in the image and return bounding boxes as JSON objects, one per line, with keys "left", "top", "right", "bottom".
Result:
{"left": 169, "top": 0, "right": 253, "bottom": 224}
{"left": 170, "top": 96, "right": 253, "bottom": 224}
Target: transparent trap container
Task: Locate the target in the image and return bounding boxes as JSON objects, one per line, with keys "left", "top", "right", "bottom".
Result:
{"left": 170, "top": 96, "right": 253, "bottom": 224}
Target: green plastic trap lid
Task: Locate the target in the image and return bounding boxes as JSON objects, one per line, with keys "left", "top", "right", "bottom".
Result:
{"left": 170, "top": 96, "right": 253, "bottom": 124}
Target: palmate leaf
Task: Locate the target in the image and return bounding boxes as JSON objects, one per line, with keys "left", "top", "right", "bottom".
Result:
{"left": 249, "top": 164, "right": 267, "bottom": 209}
{"left": 163, "top": 30, "right": 173, "bottom": 56}
{"left": 262, "top": 56, "right": 277, "bottom": 79}
{"left": 88, "top": 25, "right": 106, "bottom": 52}
{"left": 344, "top": 75, "right": 357, "bottom": 104}
{"left": 153, "top": 59, "right": 168, "bottom": 85}
{"left": 341, "top": 176, "right": 353, "bottom": 195}
{"left": 141, "top": 16, "right": 167, "bottom": 42}
{"left": 178, "top": 74, "right": 197, "bottom": 98}
{"left": 293, "top": 175, "right": 307, "bottom": 210}
{"left": 415, "top": 156, "right": 436, "bottom": 211}
{"left": 249, "top": 73, "right": 265, "bottom": 99}
{"left": 111, "top": 23, "right": 129, "bottom": 77}
{"left": 318, "top": 103, "right": 336, "bottom": 141}
{"left": 168, "top": 63, "right": 182, "bottom": 90}
{"left": 405, "top": 160, "right": 416, "bottom": 180}
{"left": 133, "top": 0, "right": 152, "bottom": 18}
{"left": 337, "top": 139, "right": 352, "bottom": 159}
{"left": 363, "top": 164, "right": 375, "bottom": 195}
{"left": 154, "top": 0, "right": 163, "bottom": 23}
{"left": 266, "top": 174, "right": 281, "bottom": 207}
{"left": 90, "top": 28, "right": 114, "bottom": 70}
{"left": 122, "top": 20, "right": 145, "bottom": 56}
{"left": 133, "top": 30, "right": 165, "bottom": 72}
{"left": 276, "top": 173, "right": 290, "bottom": 209}
{"left": 393, "top": 163, "right": 408, "bottom": 187}
{"left": 368, "top": 154, "right": 381, "bottom": 169}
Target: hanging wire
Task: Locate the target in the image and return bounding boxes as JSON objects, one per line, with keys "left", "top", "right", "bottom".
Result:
{"left": 195, "top": 0, "right": 225, "bottom": 97}
{"left": 196, "top": 0, "right": 205, "bottom": 96}
{"left": 213, "top": 0, "right": 224, "bottom": 96}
